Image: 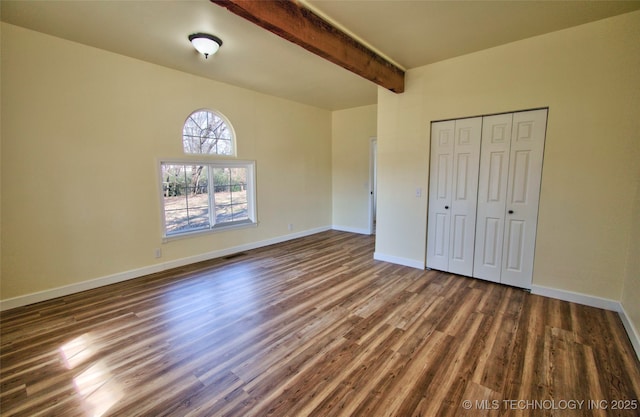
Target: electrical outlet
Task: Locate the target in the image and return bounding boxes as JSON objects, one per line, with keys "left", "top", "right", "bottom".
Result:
{"left": 288, "top": 223, "right": 294, "bottom": 231}
{"left": 415, "top": 187, "right": 422, "bottom": 198}
{"left": 154, "top": 248, "right": 162, "bottom": 258}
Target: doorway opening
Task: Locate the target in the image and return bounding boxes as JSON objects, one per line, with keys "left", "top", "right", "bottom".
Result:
{"left": 369, "top": 138, "right": 377, "bottom": 235}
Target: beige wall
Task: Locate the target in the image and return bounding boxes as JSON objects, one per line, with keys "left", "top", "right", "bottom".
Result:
{"left": 622, "top": 170, "right": 640, "bottom": 346}
{"left": 0, "top": 25, "right": 3, "bottom": 288}
{"left": 376, "top": 10, "right": 640, "bottom": 302}
{"left": 332, "top": 105, "right": 377, "bottom": 233}
{"left": 1, "top": 23, "right": 332, "bottom": 301}
{"left": 2, "top": 12, "right": 639, "bottom": 349}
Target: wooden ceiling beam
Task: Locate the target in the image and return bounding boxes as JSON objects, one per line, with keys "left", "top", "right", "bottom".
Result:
{"left": 211, "top": 0, "right": 405, "bottom": 93}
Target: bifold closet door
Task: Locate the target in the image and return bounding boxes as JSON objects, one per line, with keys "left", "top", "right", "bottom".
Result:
{"left": 474, "top": 108, "right": 548, "bottom": 288}
{"left": 427, "top": 117, "right": 481, "bottom": 276}
{"left": 500, "top": 109, "right": 547, "bottom": 288}
{"left": 473, "top": 113, "right": 513, "bottom": 283}
{"left": 426, "top": 121, "right": 454, "bottom": 272}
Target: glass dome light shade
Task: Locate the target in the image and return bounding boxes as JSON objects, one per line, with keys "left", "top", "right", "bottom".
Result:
{"left": 189, "top": 33, "right": 222, "bottom": 59}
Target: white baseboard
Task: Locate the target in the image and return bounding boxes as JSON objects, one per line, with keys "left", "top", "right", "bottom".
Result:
{"left": 618, "top": 303, "right": 640, "bottom": 362}
{"left": 332, "top": 225, "right": 371, "bottom": 235}
{"left": 373, "top": 252, "right": 425, "bottom": 269}
{"left": 532, "top": 284, "right": 640, "bottom": 361}
{"left": 530, "top": 284, "right": 620, "bottom": 311}
{"left": 0, "top": 226, "right": 331, "bottom": 312}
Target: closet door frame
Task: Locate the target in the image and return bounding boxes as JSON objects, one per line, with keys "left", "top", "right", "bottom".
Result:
{"left": 427, "top": 108, "right": 548, "bottom": 290}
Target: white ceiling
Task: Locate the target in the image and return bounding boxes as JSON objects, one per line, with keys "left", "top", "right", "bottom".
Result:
{"left": 2, "top": 0, "right": 639, "bottom": 110}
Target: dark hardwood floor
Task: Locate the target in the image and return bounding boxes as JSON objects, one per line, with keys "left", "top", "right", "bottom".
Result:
{"left": 1, "top": 230, "right": 639, "bottom": 416}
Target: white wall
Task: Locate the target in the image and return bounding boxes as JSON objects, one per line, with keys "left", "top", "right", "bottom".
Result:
{"left": 1, "top": 23, "right": 332, "bottom": 303}
{"left": 332, "top": 105, "right": 377, "bottom": 234}
{"left": 376, "top": 10, "right": 640, "bottom": 306}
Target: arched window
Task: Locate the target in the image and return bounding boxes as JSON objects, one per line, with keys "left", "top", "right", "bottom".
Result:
{"left": 182, "top": 109, "right": 234, "bottom": 156}
{"left": 160, "top": 109, "right": 256, "bottom": 239}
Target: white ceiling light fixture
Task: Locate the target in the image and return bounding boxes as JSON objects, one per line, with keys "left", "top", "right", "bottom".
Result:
{"left": 188, "top": 33, "right": 223, "bottom": 59}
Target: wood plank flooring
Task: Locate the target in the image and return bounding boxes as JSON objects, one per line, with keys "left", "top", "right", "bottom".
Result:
{"left": 1, "top": 230, "right": 639, "bottom": 417}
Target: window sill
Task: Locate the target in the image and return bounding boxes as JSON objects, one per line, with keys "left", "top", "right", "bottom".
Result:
{"left": 162, "top": 220, "right": 258, "bottom": 243}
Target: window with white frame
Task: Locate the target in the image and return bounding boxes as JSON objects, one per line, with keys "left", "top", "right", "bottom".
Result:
{"left": 161, "top": 161, "right": 256, "bottom": 237}
{"left": 160, "top": 109, "right": 255, "bottom": 238}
